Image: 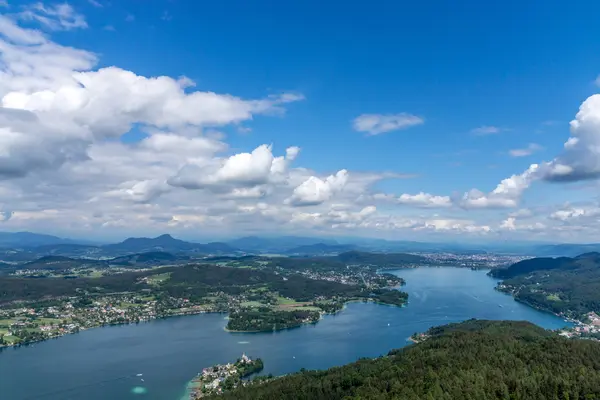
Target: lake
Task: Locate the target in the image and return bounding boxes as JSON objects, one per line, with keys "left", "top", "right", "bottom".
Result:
{"left": 0, "top": 267, "right": 571, "bottom": 400}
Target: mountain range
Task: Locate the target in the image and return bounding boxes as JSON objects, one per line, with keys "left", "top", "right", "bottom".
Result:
{"left": 2, "top": 230, "right": 600, "bottom": 258}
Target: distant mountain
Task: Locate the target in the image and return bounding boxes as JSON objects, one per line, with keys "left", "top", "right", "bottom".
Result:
{"left": 102, "top": 234, "right": 238, "bottom": 256}
{"left": 284, "top": 243, "right": 358, "bottom": 255}
{"left": 33, "top": 244, "right": 101, "bottom": 257}
{"left": 0, "top": 232, "right": 84, "bottom": 248}
{"left": 336, "top": 251, "right": 427, "bottom": 266}
{"left": 531, "top": 243, "right": 600, "bottom": 257}
{"left": 227, "top": 236, "right": 338, "bottom": 253}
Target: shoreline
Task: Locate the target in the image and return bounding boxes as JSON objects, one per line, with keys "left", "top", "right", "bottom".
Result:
{"left": 0, "top": 309, "right": 227, "bottom": 350}
{"left": 495, "top": 286, "right": 579, "bottom": 326}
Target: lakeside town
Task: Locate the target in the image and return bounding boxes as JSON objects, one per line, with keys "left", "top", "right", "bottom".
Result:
{"left": 558, "top": 312, "right": 600, "bottom": 340}
{"left": 0, "top": 294, "right": 222, "bottom": 346}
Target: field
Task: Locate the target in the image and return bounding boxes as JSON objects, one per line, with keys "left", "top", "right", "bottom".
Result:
{"left": 276, "top": 296, "right": 320, "bottom": 311}
{"left": 546, "top": 294, "right": 562, "bottom": 301}
{"left": 241, "top": 301, "right": 264, "bottom": 308}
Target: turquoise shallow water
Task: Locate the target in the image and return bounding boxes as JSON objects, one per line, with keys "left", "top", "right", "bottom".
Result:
{"left": 0, "top": 267, "right": 571, "bottom": 400}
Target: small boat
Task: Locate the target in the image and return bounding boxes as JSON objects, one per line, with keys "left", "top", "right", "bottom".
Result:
{"left": 498, "top": 304, "right": 504, "bottom": 308}
{"left": 136, "top": 373, "right": 143, "bottom": 377}
{"left": 387, "top": 323, "right": 390, "bottom": 326}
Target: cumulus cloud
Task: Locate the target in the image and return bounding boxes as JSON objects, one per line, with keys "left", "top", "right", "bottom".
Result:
{"left": 538, "top": 95, "right": 600, "bottom": 182}
{"left": 509, "top": 143, "right": 543, "bottom": 157}
{"left": 499, "top": 216, "right": 545, "bottom": 232}
{"left": 168, "top": 145, "right": 299, "bottom": 191}
{"left": 3, "top": 67, "right": 303, "bottom": 139}
{"left": 373, "top": 192, "right": 452, "bottom": 208}
{"left": 460, "top": 164, "right": 539, "bottom": 209}
{"left": 397, "top": 192, "right": 452, "bottom": 207}
{"left": 353, "top": 113, "right": 423, "bottom": 136}
{"left": 286, "top": 170, "right": 349, "bottom": 206}
{"left": 417, "top": 218, "right": 491, "bottom": 233}
{"left": 549, "top": 205, "right": 600, "bottom": 222}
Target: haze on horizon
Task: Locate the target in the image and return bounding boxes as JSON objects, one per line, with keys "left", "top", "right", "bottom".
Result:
{"left": 1, "top": 0, "right": 600, "bottom": 243}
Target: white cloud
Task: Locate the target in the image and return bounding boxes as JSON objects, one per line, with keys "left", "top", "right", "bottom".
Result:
{"left": 353, "top": 113, "right": 423, "bottom": 136}
{"left": 0, "top": 14, "right": 46, "bottom": 44}
{"left": 499, "top": 217, "right": 545, "bottom": 232}
{"left": 397, "top": 192, "right": 452, "bottom": 208}
{"left": 417, "top": 218, "right": 491, "bottom": 233}
{"left": 103, "top": 180, "right": 170, "bottom": 203}
{"left": 373, "top": 192, "right": 452, "bottom": 208}
{"left": 88, "top": 0, "right": 103, "bottom": 7}
{"left": 508, "top": 208, "right": 533, "bottom": 218}
{"left": 509, "top": 143, "right": 543, "bottom": 157}
{"left": 460, "top": 164, "right": 539, "bottom": 209}
{"left": 286, "top": 170, "right": 349, "bottom": 206}
{"left": 549, "top": 206, "right": 600, "bottom": 222}
{"left": 19, "top": 3, "right": 88, "bottom": 31}
{"left": 471, "top": 125, "right": 503, "bottom": 135}
{"left": 538, "top": 94, "right": 600, "bottom": 182}
{"left": 3, "top": 67, "right": 303, "bottom": 138}
{"left": 168, "top": 145, "right": 299, "bottom": 191}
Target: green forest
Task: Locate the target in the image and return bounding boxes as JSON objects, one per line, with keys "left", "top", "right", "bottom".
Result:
{"left": 227, "top": 309, "right": 320, "bottom": 332}
{"left": 493, "top": 253, "right": 600, "bottom": 318}
{"left": 215, "top": 320, "right": 600, "bottom": 400}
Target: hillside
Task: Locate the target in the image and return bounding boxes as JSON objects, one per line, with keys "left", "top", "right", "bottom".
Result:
{"left": 101, "top": 234, "right": 237, "bottom": 255}
{"left": 492, "top": 253, "right": 600, "bottom": 318}
{"left": 489, "top": 256, "right": 575, "bottom": 279}
{"left": 215, "top": 320, "right": 600, "bottom": 400}
{"left": 0, "top": 232, "right": 83, "bottom": 247}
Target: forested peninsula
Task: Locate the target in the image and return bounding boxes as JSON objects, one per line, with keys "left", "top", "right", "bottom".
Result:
{"left": 212, "top": 320, "right": 600, "bottom": 400}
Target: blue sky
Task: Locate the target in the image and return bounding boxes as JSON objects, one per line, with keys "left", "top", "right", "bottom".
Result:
{"left": 1, "top": 0, "right": 600, "bottom": 242}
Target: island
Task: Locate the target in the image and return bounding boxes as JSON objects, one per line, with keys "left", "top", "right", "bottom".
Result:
{"left": 188, "top": 354, "right": 264, "bottom": 398}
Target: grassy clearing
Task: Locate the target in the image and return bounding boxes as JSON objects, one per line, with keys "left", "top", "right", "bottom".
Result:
{"left": 546, "top": 293, "right": 562, "bottom": 301}
{"left": 241, "top": 301, "right": 264, "bottom": 308}
{"left": 2, "top": 335, "right": 19, "bottom": 344}
{"left": 277, "top": 296, "right": 297, "bottom": 305}
{"left": 249, "top": 286, "right": 269, "bottom": 293}
{"left": 276, "top": 297, "right": 318, "bottom": 311}
{"left": 34, "top": 318, "right": 62, "bottom": 325}
{"left": 147, "top": 272, "right": 172, "bottom": 286}
{"left": 287, "top": 306, "right": 321, "bottom": 311}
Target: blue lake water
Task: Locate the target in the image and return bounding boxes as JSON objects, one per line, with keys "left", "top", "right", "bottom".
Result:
{"left": 0, "top": 267, "right": 571, "bottom": 400}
